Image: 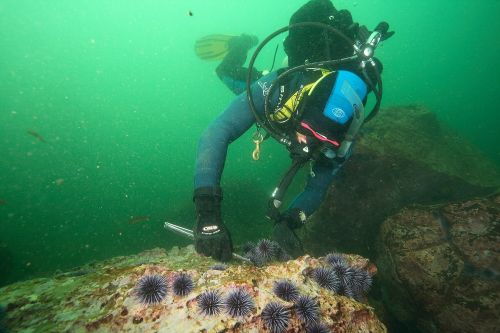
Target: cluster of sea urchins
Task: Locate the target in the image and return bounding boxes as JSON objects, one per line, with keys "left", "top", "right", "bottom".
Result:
{"left": 134, "top": 272, "right": 195, "bottom": 305}
{"left": 264, "top": 279, "right": 331, "bottom": 333}
{"left": 242, "top": 239, "right": 291, "bottom": 266}
{"left": 311, "top": 252, "right": 373, "bottom": 300}
{"left": 197, "top": 287, "right": 255, "bottom": 318}
{"left": 195, "top": 280, "right": 328, "bottom": 332}
{"left": 132, "top": 252, "right": 373, "bottom": 332}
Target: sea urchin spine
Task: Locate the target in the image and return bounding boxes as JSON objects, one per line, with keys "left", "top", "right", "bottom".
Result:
{"left": 197, "top": 290, "right": 223, "bottom": 316}
{"left": 312, "top": 267, "right": 340, "bottom": 292}
{"left": 306, "top": 321, "right": 330, "bottom": 333}
{"left": 135, "top": 274, "right": 168, "bottom": 305}
{"left": 294, "top": 295, "right": 320, "bottom": 325}
{"left": 241, "top": 241, "right": 256, "bottom": 254}
{"left": 261, "top": 302, "right": 290, "bottom": 333}
{"left": 273, "top": 280, "right": 300, "bottom": 302}
{"left": 172, "top": 272, "right": 194, "bottom": 296}
{"left": 330, "top": 261, "right": 355, "bottom": 296}
{"left": 256, "top": 239, "right": 275, "bottom": 262}
{"left": 224, "top": 288, "right": 255, "bottom": 317}
{"left": 325, "top": 252, "right": 346, "bottom": 266}
{"left": 350, "top": 267, "right": 373, "bottom": 299}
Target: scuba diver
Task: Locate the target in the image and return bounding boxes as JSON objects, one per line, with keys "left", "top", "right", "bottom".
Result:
{"left": 192, "top": 0, "right": 395, "bottom": 262}
{"left": 195, "top": 33, "right": 263, "bottom": 95}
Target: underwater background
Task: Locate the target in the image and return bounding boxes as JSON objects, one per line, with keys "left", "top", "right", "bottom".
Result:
{"left": 1, "top": 0, "right": 499, "bottom": 292}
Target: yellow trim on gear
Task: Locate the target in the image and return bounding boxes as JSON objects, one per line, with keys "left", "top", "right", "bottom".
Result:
{"left": 271, "top": 70, "right": 333, "bottom": 122}
{"left": 194, "top": 34, "right": 237, "bottom": 61}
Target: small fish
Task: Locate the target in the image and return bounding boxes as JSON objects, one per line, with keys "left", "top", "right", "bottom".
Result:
{"left": 27, "top": 129, "right": 46, "bottom": 143}
{"left": 128, "top": 215, "right": 150, "bottom": 224}
{"left": 188, "top": 10, "right": 193, "bottom": 16}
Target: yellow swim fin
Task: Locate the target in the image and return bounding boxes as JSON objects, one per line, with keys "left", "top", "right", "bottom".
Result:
{"left": 194, "top": 34, "right": 237, "bottom": 61}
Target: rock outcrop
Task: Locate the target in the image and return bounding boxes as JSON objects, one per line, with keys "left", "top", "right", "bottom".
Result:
{"left": 301, "top": 105, "right": 499, "bottom": 257}
{"left": 0, "top": 245, "right": 386, "bottom": 332}
{"left": 377, "top": 194, "right": 500, "bottom": 333}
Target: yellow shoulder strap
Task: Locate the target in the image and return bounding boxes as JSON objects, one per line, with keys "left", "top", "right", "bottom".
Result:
{"left": 271, "top": 70, "right": 333, "bottom": 122}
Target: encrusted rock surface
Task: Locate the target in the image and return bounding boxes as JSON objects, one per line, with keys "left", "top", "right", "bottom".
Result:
{"left": 0, "top": 245, "right": 386, "bottom": 332}
{"left": 376, "top": 194, "right": 500, "bottom": 333}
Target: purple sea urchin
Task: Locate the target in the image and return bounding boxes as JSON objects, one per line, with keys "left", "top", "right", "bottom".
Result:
{"left": 134, "top": 274, "right": 168, "bottom": 305}
{"left": 294, "top": 295, "right": 320, "bottom": 325}
{"left": 261, "top": 302, "right": 290, "bottom": 333}
{"left": 197, "top": 290, "right": 223, "bottom": 316}
{"left": 306, "top": 321, "right": 330, "bottom": 333}
{"left": 243, "top": 239, "right": 289, "bottom": 267}
{"left": 273, "top": 280, "right": 300, "bottom": 302}
{"left": 325, "top": 252, "right": 346, "bottom": 266}
{"left": 224, "top": 288, "right": 255, "bottom": 317}
{"left": 312, "top": 267, "right": 340, "bottom": 292}
{"left": 241, "top": 241, "right": 256, "bottom": 254}
{"left": 331, "top": 261, "right": 355, "bottom": 295}
{"left": 350, "top": 267, "right": 373, "bottom": 298}
{"left": 172, "top": 272, "right": 194, "bottom": 296}
{"left": 245, "top": 250, "right": 265, "bottom": 267}
{"left": 256, "top": 239, "right": 275, "bottom": 262}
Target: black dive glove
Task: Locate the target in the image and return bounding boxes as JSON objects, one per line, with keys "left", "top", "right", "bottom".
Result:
{"left": 358, "top": 21, "right": 395, "bottom": 43}
{"left": 193, "top": 187, "right": 233, "bottom": 262}
{"left": 194, "top": 220, "right": 233, "bottom": 262}
{"left": 374, "top": 21, "right": 395, "bottom": 41}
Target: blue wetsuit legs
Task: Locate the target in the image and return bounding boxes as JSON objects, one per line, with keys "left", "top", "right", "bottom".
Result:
{"left": 288, "top": 157, "right": 344, "bottom": 216}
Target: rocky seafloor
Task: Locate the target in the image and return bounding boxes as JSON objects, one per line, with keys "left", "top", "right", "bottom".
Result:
{"left": 0, "top": 245, "right": 385, "bottom": 332}
{"left": 377, "top": 194, "right": 500, "bottom": 333}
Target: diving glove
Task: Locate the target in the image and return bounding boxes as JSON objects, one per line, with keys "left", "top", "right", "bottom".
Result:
{"left": 193, "top": 187, "right": 233, "bottom": 262}
{"left": 374, "top": 21, "right": 395, "bottom": 41}
{"left": 358, "top": 22, "right": 395, "bottom": 43}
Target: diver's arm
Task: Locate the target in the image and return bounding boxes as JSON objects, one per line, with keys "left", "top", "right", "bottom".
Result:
{"left": 194, "top": 96, "right": 254, "bottom": 188}
{"left": 194, "top": 73, "right": 277, "bottom": 189}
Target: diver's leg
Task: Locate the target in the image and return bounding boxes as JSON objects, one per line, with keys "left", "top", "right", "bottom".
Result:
{"left": 272, "top": 155, "right": 346, "bottom": 257}
{"left": 288, "top": 156, "right": 344, "bottom": 216}
{"left": 216, "top": 34, "right": 262, "bottom": 94}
